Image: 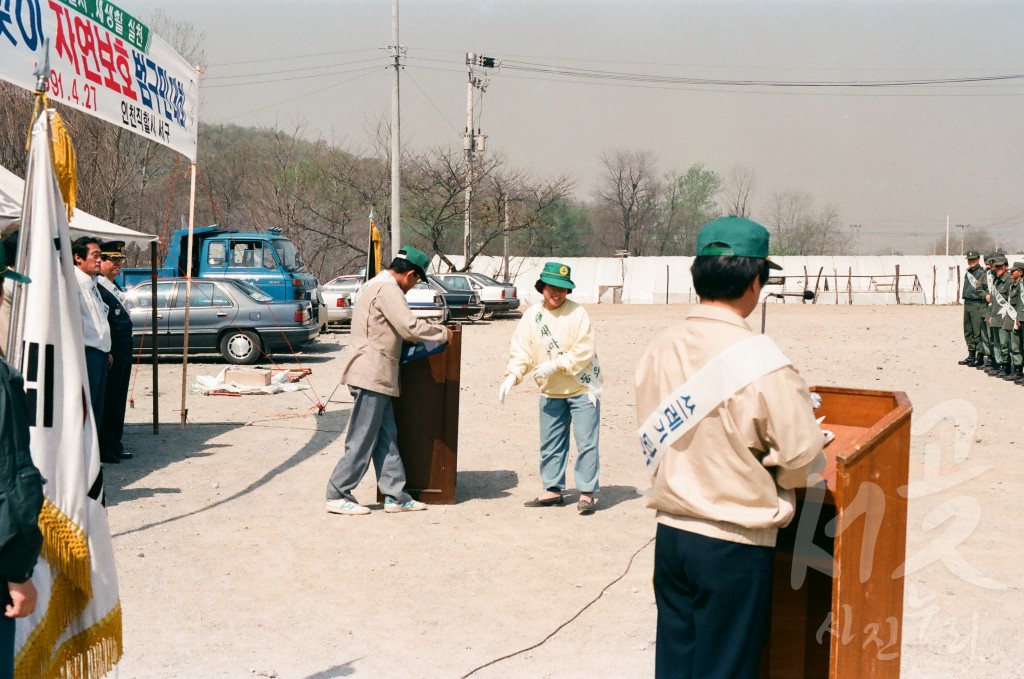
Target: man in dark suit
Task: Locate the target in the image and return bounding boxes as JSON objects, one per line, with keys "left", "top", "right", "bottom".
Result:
{"left": 97, "top": 241, "right": 134, "bottom": 462}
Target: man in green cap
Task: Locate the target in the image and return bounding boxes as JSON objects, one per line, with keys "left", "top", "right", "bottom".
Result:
{"left": 1008, "top": 261, "right": 1024, "bottom": 384}
{"left": 634, "top": 216, "right": 825, "bottom": 678}
{"left": 325, "top": 245, "right": 452, "bottom": 515}
{"left": 976, "top": 253, "right": 998, "bottom": 370}
{"left": 499, "top": 261, "right": 603, "bottom": 514}
{"left": 987, "top": 255, "right": 1013, "bottom": 377}
{"left": 959, "top": 250, "right": 987, "bottom": 366}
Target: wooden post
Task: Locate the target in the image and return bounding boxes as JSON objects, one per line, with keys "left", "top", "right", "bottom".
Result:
{"left": 956, "top": 264, "right": 962, "bottom": 302}
{"left": 150, "top": 240, "right": 159, "bottom": 434}
{"left": 811, "top": 266, "right": 823, "bottom": 304}
{"left": 931, "top": 265, "right": 936, "bottom": 305}
{"left": 834, "top": 269, "right": 839, "bottom": 304}
{"left": 666, "top": 264, "right": 670, "bottom": 304}
{"left": 848, "top": 267, "right": 853, "bottom": 305}
{"left": 895, "top": 264, "right": 901, "bottom": 304}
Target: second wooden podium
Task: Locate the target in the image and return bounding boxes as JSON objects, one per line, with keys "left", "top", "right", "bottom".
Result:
{"left": 764, "top": 386, "right": 912, "bottom": 678}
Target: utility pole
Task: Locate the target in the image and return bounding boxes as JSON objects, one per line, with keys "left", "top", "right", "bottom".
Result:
{"left": 389, "top": 0, "right": 404, "bottom": 259}
{"left": 956, "top": 223, "right": 969, "bottom": 255}
{"left": 945, "top": 215, "right": 950, "bottom": 256}
{"left": 463, "top": 52, "right": 497, "bottom": 268}
{"left": 850, "top": 224, "right": 862, "bottom": 256}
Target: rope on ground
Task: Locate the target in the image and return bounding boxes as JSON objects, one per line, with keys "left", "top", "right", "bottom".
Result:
{"left": 459, "top": 536, "right": 655, "bottom": 679}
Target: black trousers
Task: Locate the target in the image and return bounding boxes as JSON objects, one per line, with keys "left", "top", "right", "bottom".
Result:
{"left": 653, "top": 523, "right": 775, "bottom": 679}
{"left": 99, "top": 347, "right": 131, "bottom": 456}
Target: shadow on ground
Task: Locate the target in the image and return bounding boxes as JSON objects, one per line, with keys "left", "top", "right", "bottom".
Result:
{"left": 107, "top": 407, "right": 350, "bottom": 537}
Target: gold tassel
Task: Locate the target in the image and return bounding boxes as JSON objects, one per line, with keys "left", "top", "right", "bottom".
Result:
{"left": 36, "top": 499, "right": 92, "bottom": 596}
{"left": 48, "top": 110, "right": 77, "bottom": 222}
{"left": 24, "top": 96, "right": 78, "bottom": 222}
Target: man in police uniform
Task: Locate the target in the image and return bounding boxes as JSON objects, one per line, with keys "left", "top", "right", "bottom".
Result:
{"left": 987, "top": 255, "right": 1013, "bottom": 378}
{"left": 97, "top": 241, "right": 134, "bottom": 462}
{"left": 959, "top": 250, "right": 987, "bottom": 366}
{"left": 1009, "top": 262, "right": 1024, "bottom": 384}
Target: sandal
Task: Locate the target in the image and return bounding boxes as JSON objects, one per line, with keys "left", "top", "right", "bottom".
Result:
{"left": 577, "top": 497, "right": 598, "bottom": 515}
{"left": 524, "top": 494, "right": 564, "bottom": 507}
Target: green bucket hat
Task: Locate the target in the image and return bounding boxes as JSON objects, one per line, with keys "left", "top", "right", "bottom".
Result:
{"left": 537, "top": 261, "right": 575, "bottom": 290}
{"left": 0, "top": 240, "right": 30, "bottom": 284}
{"left": 396, "top": 245, "right": 430, "bottom": 279}
{"left": 696, "top": 216, "right": 782, "bottom": 270}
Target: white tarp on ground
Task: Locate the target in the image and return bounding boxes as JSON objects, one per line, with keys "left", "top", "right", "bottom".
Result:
{"left": 1, "top": 165, "right": 157, "bottom": 247}
{"left": 445, "top": 254, "right": 1024, "bottom": 306}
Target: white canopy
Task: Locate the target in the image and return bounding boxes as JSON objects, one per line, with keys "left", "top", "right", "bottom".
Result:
{"left": 1, "top": 164, "right": 157, "bottom": 247}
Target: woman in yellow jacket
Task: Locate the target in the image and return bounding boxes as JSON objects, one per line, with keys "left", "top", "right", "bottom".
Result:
{"left": 499, "top": 262, "right": 602, "bottom": 515}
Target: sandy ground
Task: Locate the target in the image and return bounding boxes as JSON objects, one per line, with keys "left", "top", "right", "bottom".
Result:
{"left": 103, "top": 303, "right": 1023, "bottom": 679}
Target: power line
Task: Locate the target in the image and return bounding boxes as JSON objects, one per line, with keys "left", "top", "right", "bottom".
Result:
{"left": 203, "top": 63, "right": 386, "bottom": 89}
{"left": 207, "top": 47, "right": 383, "bottom": 68}
{"left": 203, "top": 57, "right": 388, "bottom": 82}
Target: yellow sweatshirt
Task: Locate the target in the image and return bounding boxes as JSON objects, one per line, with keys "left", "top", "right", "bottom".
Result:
{"left": 504, "top": 300, "right": 600, "bottom": 398}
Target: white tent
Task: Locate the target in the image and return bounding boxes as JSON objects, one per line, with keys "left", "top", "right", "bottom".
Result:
{"left": 1, "top": 164, "right": 157, "bottom": 247}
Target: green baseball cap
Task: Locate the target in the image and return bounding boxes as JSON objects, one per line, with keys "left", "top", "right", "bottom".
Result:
{"left": 396, "top": 245, "right": 429, "bottom": 279}
{"left": 696, "top": 216, "right": 782, "bottom": 270}
{"left": 537, "top": 261, "right": 575, "bottom": 290}
{"left": 0, "top": 240, "right": 30, "bottom": 284}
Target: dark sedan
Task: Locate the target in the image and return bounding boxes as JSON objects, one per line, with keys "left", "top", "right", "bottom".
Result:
{"left": 426, "top": 275, "right": 484, "bottom": 322}
{"left": 124, "top": 278, "right": 320, "bottom": 364}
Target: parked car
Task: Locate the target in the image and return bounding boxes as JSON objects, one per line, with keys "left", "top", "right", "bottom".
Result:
{"left": 313, "top": 287, "right": 329, "bottom": 333}
{"left": 124, "top": 278, "right": 320, "bottom": 365}
{"left": 465, "top": 272, "right": 520, "bottom": 314}
{"left": 405, "top": 280, "right": 445, "bottom": 323}
{"left": 427, "top": 275, "right": 484, "bottom": 322}
{"left": 433, "top": 272, "right": 511, "bottom": 319}
{"left": 321, "top": 274, "right": 361, "bottom": 326}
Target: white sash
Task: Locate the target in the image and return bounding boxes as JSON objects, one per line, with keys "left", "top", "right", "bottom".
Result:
{"left": 965, "top": 270, "right": 980, "bottom": 290}
{"left": 638, "top": 334, "right": 793, "bottom": 474}
{"left": 991, "top": 279, "right": 1018, "bottom": 322}
{"left": 533, "top": 306, "right": 602, "bottom": 400}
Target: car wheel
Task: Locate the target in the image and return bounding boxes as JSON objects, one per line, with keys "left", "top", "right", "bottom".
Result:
{"left": 467, "top": 307, "right": 485, "bottom": 322}
{"left": 428, "top": 310, "right": 448, "bottom": 325}
{"left": 220, "top": 330, "right": 262, "bottom": 365}
{"left": 482, "top": 308, "right": 495, "bottom": 320}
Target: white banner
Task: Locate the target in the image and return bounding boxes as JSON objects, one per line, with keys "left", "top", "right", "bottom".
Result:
{"left": 13, "top": 111, "right": 122, "bottom": 678}
{"left": 0, "top": 0, "right": 199, "bottom": 160}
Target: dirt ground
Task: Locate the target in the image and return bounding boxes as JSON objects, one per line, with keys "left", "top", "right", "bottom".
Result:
{"left": 104, "top": 303, "right": 1022, "bottom": 679}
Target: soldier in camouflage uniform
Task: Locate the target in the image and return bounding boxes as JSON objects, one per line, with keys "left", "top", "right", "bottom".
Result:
{"left": 1009, "top": 262, "right": 1024, "bottom": 385}
{"left": 986, "top": 255, "right": 1013, "bottom": 378}
{"left": 959, "top": 250, "right": 987, "bottom": 366}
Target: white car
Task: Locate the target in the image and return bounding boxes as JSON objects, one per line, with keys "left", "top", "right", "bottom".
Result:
{"left": 321, "top": 275, "right": 362, "bottom": 325}
{"left": 405, "top": 280, "right": 445, "bottom": 323}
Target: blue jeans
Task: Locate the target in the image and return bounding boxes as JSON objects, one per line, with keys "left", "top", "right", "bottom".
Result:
{"left": 538, "top": 394, "right": 600, "bottom": 493}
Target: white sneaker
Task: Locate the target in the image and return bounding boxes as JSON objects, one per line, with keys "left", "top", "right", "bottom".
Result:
{"left": 384, "top": 498, "right": 427, "bottom": 513}
{"left": 326, "top": 498, "right": 370, "bottom": 515}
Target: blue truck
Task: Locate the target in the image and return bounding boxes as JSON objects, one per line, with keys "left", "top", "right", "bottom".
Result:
{"left": 120, "top": 226, "right": 319, "bottom": 302}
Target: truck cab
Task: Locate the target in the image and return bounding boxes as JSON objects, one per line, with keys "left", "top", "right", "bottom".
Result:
{"left": 120, "top": 226, "right": 318, "bottom": 303}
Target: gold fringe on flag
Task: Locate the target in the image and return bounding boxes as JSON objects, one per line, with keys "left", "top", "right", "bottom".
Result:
{"left": 25, "top": 96, "right": 78, "bottom": 221}
{"left": 36, "top": 498, "right": 92, "bottom": 596}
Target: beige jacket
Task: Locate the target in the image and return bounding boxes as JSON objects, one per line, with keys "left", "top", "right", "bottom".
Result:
{"left": 337, "top": 272, "right": 448, "bottom": 397}
{"left": 634, "top": 305, "right": 824, "bottom": 547}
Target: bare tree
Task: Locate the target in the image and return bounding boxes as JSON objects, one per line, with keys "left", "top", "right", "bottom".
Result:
{"left": 723, "top": 165, "right": 756, "bottom": 218}
{"left": 766, "top": 190, "right": 849, "bottom": 255}
{"left": 594, "top": 149, "right": 660, "bottom": 255}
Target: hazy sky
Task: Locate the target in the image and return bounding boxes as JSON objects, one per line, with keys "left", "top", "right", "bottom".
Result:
{"left": 132, "top": 0, "right": 1024, "bottom": 255}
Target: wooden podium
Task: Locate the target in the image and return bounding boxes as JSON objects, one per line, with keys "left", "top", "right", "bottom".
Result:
{"left": 389, "top": 326, "right": 462, "bottom": 504}
{"left": 764, "top": 386, "right": 912, "bottom": 678}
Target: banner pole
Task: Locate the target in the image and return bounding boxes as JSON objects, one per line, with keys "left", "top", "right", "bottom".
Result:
{"left": 179, "top": 162, "right": 197, "bottom": 428}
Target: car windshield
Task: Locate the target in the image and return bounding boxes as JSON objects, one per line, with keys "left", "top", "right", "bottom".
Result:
{"left": 325, "top": 276, "right": 363, "bottom": 292}
{"left": 273, "top": 239, "right": 305, "bottom": 272}
{"left": 472, "top": 273, "right": 502, "bottom": 286}
{"left": 232, "top": 279, "right": 275, "bottom": 303}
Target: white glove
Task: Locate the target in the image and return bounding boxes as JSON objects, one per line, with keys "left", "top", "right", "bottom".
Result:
{"left": 498, "top": 375, "right": 516, "bottom": 404}
{"left": 532, "top": 360, "right": 558, "bottom": 380}
{"left": 822, "top": 429, "right": 835, "bottom": 447}
{"left": 587, "top": 391, "right": 598, "bottom": 407}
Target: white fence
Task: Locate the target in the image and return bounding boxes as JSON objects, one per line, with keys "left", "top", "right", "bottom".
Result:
{"left": 435, "top": 254, "right": 1023, "bottom": 307}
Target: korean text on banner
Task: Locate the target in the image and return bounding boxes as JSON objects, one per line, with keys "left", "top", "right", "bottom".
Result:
{"left": 0, "top": 0, "right": 199, "bottom": 160}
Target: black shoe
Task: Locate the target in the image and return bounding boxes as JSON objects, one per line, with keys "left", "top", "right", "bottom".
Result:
{"left": 524, "top": 494, "right": 564, "bottom": 507}
{"left": 577, "top": 498, "right": 598, "bottom": 515}
{"left": 958, "top": 353, "right": 975, "bottom": 366}
{"left": 100, "top": 454, "right": 120, "bottom": 464}
{"left": 975, "top": 356, "right": 990, "bottom": 370}
{"left": 118, "top": 451, "right": 134, "bottom": 460}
